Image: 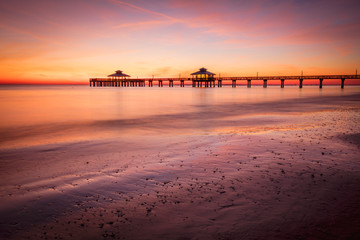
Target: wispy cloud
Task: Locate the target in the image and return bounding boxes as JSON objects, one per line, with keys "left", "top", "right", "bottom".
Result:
{"left": 109, "top": 0, "right": 183, "bottom": 29}
{"left": 0, "top": 23, "right": 45, "bottom": 42}
{"left": 114, "top": 20, "right": 172, "bottom": 29}
{"left": 109, "top": 0, "right": 179, "bottom": 21}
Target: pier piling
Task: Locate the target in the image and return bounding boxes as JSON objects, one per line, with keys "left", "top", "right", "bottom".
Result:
{"left": 247, "top": 80, "right": 251, "bottom": 88}
{"left": 232, "top": 80, "right": 236, "bottom": 87}
{"left": 263, "top": 79, "right": 268, "bottom": 88}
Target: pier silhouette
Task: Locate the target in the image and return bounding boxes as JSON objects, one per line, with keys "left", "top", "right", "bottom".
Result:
{"left": 90, "top": 68, "right": 360, "bottom": 88}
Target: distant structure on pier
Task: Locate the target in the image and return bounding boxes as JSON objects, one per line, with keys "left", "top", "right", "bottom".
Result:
{"left": 190, "top": 67, "right": 219, "bottom": 87}
{"left": 191, "top": 68, "right": 215, "bottom": 79}
{"left": 108, "top": 70, "right": 130, "bottom": 80}
{"left": 91, "top": 69, "right": 145, "bottom": 87}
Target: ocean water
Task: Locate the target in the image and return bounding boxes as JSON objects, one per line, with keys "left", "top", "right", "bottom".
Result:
{"left": 0, "top": 85, "right": 359, "bottom": 149}
{"left": 1, "top": 85, "right": 360, "bottom": 239}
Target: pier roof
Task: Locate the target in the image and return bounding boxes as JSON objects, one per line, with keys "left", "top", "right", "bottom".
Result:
{"left": 191, "top": 67, "right": 215, "bottom": 76}
{"left": 108, "top": 70, "right": 130, "bottom": 77}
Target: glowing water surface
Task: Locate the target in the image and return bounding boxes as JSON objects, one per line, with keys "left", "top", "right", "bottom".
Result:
{"left": 0, "top": 85, "right": 359, "bottom": 148}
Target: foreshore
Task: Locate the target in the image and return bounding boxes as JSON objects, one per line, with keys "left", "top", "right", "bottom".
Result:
{"left": 1, "top": 93, "right": 359, "bottom": 240}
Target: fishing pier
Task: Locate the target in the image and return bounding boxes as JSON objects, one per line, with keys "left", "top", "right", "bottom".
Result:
{"left": 90, "top": 68, "right": 360, "bottom": 88}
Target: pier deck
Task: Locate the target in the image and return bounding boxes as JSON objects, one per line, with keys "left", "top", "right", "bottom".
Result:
{"left": 90, "top": 75, "right": 360, "bottom": 88}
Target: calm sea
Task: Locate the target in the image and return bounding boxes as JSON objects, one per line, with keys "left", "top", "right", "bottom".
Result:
{"left": 0, "top": 85, "right": 359, "bottom": 148}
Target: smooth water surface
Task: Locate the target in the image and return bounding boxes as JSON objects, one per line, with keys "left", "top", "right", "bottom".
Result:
{"left": 0, "top": 85, "right": 359, "bottom": 148}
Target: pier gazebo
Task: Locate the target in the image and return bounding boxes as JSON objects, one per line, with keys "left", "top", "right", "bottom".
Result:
{"left": 89, "top": 69, "right": 145, "bottom": 87}
{"left": 191, "top": 67, "right": 216, "bottom": 87}
{"left": 108, "top": 70, "right": 130, "bottom": 80}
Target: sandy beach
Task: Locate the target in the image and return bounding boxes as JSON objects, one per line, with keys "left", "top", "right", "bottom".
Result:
{"left": 0, "top": 88, "right": 359, "bottom": 240}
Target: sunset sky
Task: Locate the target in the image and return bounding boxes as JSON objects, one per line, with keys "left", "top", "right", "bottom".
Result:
{"left": 1, "top": 0, "right": 359, "bottom": 84}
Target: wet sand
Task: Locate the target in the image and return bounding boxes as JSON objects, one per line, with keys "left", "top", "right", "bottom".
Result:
{"left": 0, "top": 93, "right": 360, "bottom": 239}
